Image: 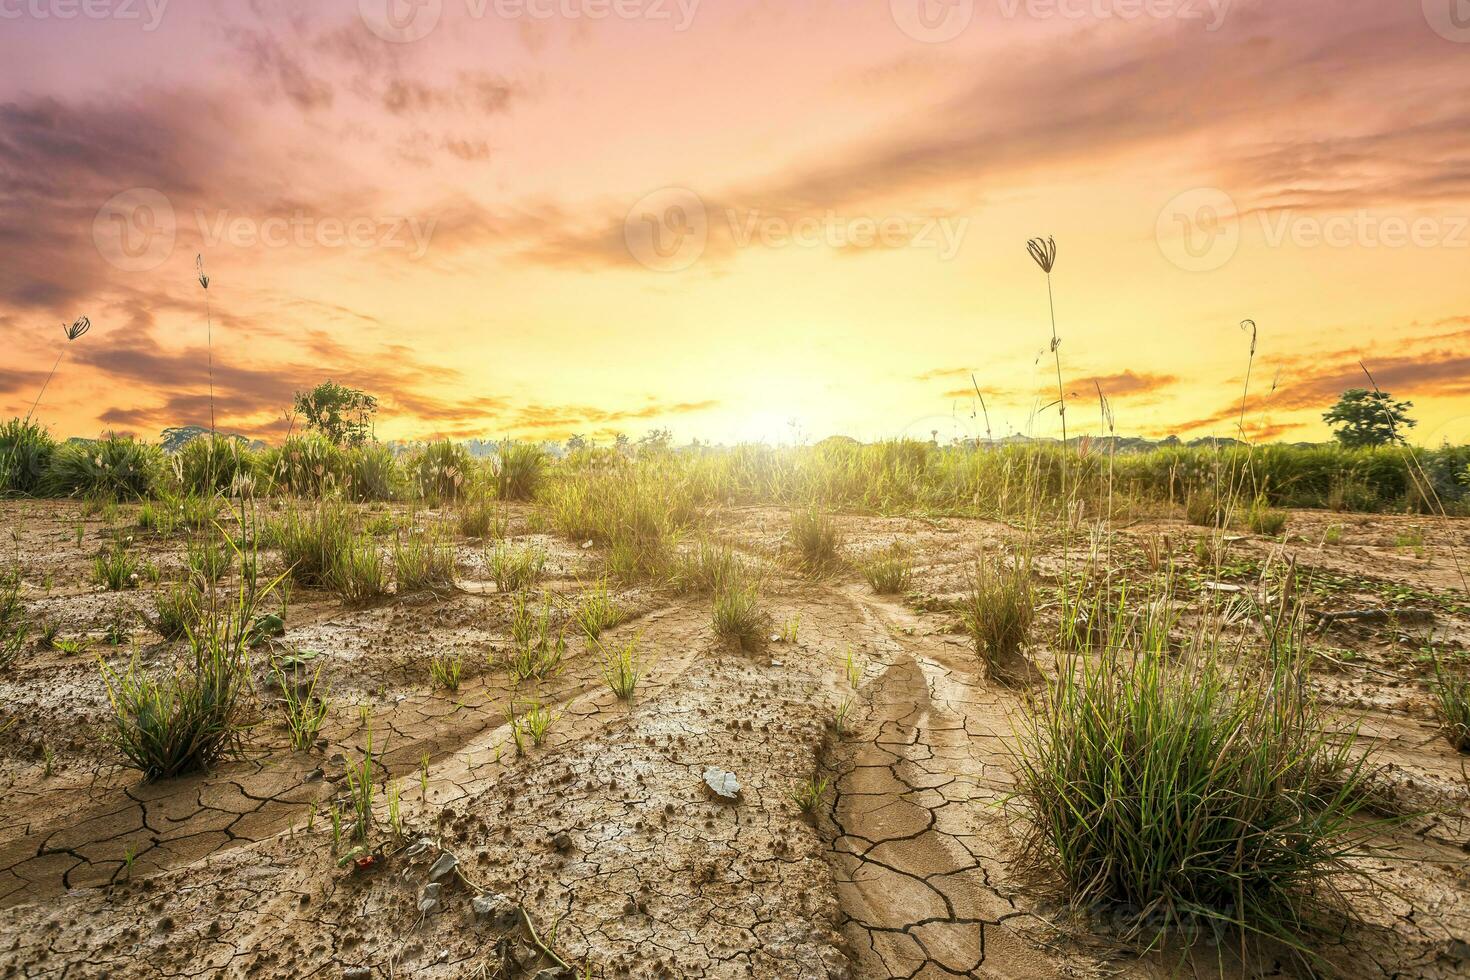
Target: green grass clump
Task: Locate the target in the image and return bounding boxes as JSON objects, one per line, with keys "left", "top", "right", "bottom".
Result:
{"left": 712, "top": 573, "right": 767, "bottom": 651}
{"left": 265, "top": 502, "right": 384, "bottom": 602}
{"left": 494, "top": 440, "right": 546, "bottom": 501}
{"left": 177, "top": 435, "right": 257, "bottom": 495}
{"left": 458, "top": 494, "right": 506, "bottom": 539}
{"left": 44, "top": 436, "right": 162, "bottom": 499}
{"left": 0, "top": 568, "right": 28, "bottom": 668}
{"left": 1011, "top": 643, "right": 1383, "bottom": 959}
{"left": 0, "top": 418, "right": 56, "bottom": 496}
{"left": 788, "top": 775, "right": 831, "bottom": 817}
{"left": 540, "top": 465, "right": 694, "bottom": 583}
{"left": 488, "top": 543, "right": 546, "bottom": 592}
{"left": 262, "top": 434, "right": 346, "bottom": 497}
{"left": 1185, "top": 490, "right": 1225, "bottom": 528}
{"left": 326, "top": 533, "right": 389, "bottom": 604}
{"left": 429, "top": 650, "right": 463, "bottom": 691}
{"left": 345, "top": 443, "right": 399, "bottom": 501}
{"left": 1246, "top": 497, "right": 1288, "bottom": 536}
{"left": 861, "top": 542, "right": 913, "bottom": 594}
{"left": 672, "top": 538, "right": 745, "bottom": 595}
{"left": 572, "top": 579, "right": 623, "bottom": 639}
{"left": 600, "top": 636, "right": 642, "bottom": 699}
{"left": 187, "top": 538, "right": 230, "bottom": 584}
{"left": 788, "top": 506, "right": 843, "bottom": 576}
{"left": 101, "top": 606, "right": 256, "bottom": 781}
{"left": 153, "top": 579, "right": 204, "bottom": 640}
{"left": 93, "top": 540, "right": 140, "bottom": 591}
{"left": 1430, "top": 655, "right": 1470, "bottom": 752}
{"left": 505, "top": 590, "right": 566, "bottom": 682}
{"left": 408, "top": 440, "right": 474, "bottom": 502}
{"left": 960, "top": 555, "right": 1033, "bottom": 667}
{"left": 392, "top": 527, "right": 456, "bottom": 593}
{"left": 275, "top": 660, "right": 329, "bottom": 751}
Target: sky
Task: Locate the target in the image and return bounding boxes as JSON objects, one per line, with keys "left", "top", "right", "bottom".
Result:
{"left": 1, "top": 0, "right": 1469, "bottom": 447}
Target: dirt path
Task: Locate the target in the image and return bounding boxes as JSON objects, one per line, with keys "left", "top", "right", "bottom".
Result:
{"left": 760, "top": 581, "right": 1077, "bottom": 980}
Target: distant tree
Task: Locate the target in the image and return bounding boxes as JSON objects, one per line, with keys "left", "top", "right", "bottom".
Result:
{"left": 638, "top": 428, "right": 673, "bottom": 454}
{"left": 293, "top": 381, "right": 377, "bottom": 447}
{"left": 1323, "top": 388, "right": 1415, "bottom": 447}
{"left": 566, "top": 434, "right": 589, "bottom": 453}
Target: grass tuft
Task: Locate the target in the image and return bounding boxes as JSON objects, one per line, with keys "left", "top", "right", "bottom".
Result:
{"left": 1011, "top": 641, "right": 1384, "bottom": 960}
{"left": 861, "top": 542, "right": 913, "bottom": 594}
{"left": 788, "top": 506, "right": 843, "bottom": 576}
{"left": 960, "top": 554, "right": 1034, "bottom": 669}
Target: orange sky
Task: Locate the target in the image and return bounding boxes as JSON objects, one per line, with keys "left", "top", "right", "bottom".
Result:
{"left": 2, "top": 0, "right": 1469, "bottom": 446}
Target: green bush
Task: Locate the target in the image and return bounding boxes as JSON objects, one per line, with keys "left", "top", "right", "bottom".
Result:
{"left": 44, "top": 436, "right": 162, "bottom": 499}
{"left": 0, "top": 418, "right": 56, "bottom": 496}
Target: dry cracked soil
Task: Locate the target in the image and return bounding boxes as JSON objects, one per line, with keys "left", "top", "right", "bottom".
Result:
{"left": 1, "top": 499, "right": 1469, "bottom": 978}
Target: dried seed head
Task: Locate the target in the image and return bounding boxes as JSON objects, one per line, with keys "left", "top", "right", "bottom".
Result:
{"left": 196, "top": 254, "right": 210, "bottom": 290}
{"left": 63, "top": 316, "right": 90, "bottom": 341}
{"left": 1026, "top": 237, "right": 1057, "bottom": 274}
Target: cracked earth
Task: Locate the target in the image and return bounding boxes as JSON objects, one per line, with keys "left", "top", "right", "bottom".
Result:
{"left": 1, "top": 500, "right": 1469, "bottom": 977}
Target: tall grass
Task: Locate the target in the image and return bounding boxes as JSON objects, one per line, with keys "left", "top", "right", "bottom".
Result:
{"left": 788, "top": 506, "right": 843, "bottom": 576}
{"left": 408, "top": 440, "right": 473, "bottom": 502}
{"left": 494, "top": 441, "right": 546, "bottom": 500}
{"left": 1430, "top": 654, "right": 1470, "bottom": 752}
{"left": 712, "top": 572, "right": 766, "bottom": 651}
{"left": 392, "top": 526, "right": 456, "bottom": 593}
{"left": 1011, "top": 636, "right": 1383, "bottom": 960}
{"left": 0, "top": 419, "right": 56, "bottom": 496}
{"left": 861, "top": 542, "right": 913, "bottom": 594}
{"left": 0, "top": 567, "right": 27, "bottom": 668}
{"left": 539, "top": 462, "right": 698, "bottom": 582}
{"left": 176, "top": 436, "right": 257, "bottom": 495}
{"left": 505, "top": 590, "right": 565, "bottom": 681}
{"left": 961, "top": 554, "right": 1034, "bottom": 670}
{"left": 102, "top": 592, "right": 258, "bottom": 780}
{"left": 44, "top": 436, "right": 162, "bottom": 499}
{"left": 267, "top": 502, "right": 387, "bottom": 602}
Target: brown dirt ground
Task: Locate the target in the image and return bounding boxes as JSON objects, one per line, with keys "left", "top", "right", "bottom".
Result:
{"left": 0, "top": 499, "right": 1467, "bottom": 978}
